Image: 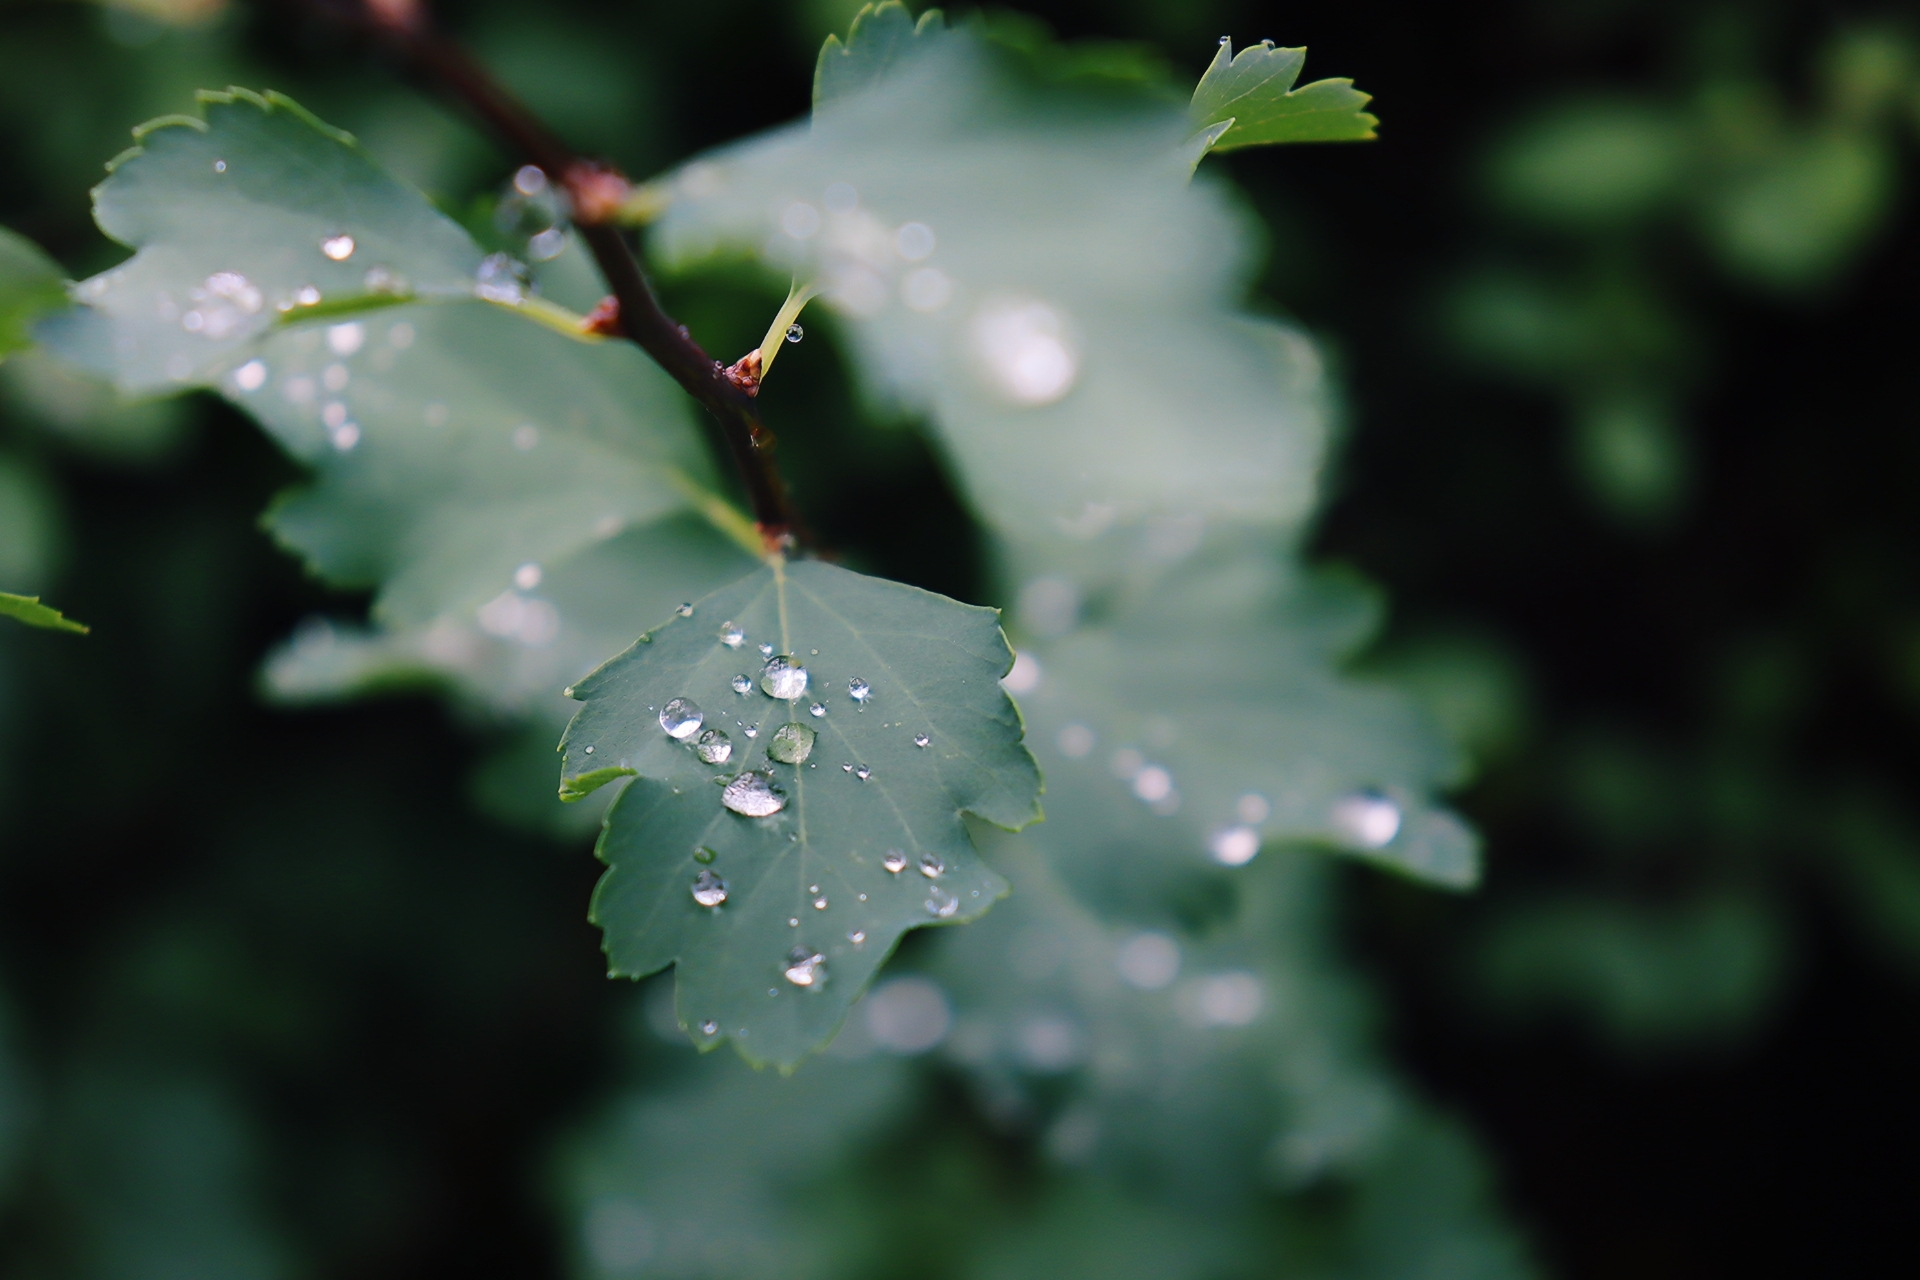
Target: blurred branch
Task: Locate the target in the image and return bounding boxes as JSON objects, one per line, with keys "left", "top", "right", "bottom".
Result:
{"left": 296, "top": 0, "right": 799, "bottom": 551}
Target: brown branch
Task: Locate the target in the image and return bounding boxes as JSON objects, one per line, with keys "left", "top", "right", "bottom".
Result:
{"left": 310, "top": 0, "right": 797, "bottom": 549}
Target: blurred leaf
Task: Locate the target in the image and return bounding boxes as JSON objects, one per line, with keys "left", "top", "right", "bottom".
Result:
{"left": 1571, "top": 392, "right": 1688, "bottom": 529}
{"left": 1699, "top": 127, "right": 1895, "bottom": 291}
{"left": 559, "top": 559, "right": 1041, "bottom": 1069}
{"left": 0, "top": 591, "right": 88, "bottom": 633}
{"left": 0, "top": 226, "right": 67, "bottom": 362}
{"left": 1189, "top": 38, "right": 1377, "bottom": 151}
{"left": 813, "top": 1, "right": 947, "bottom": 108}
{"left": 1485, "top": 99, "right": 1687, "bottom": 228}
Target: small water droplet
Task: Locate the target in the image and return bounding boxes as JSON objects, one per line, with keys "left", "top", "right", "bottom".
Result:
{"left": 758, "top": 642, "right": 774, "bottom": 657}
{"left": 321, "top": 233, "right": 356, "bottom": 261}
{"left": 848, "top": 930, "right": 867, "bottom": 945}
{"left": 849, "top": 677, "right": 871, "bottom": 702}
{"left": 809, "top": 702, "right": 827, "bottom": 718}
{"left": 768, "top": 722, "right": 815, "bottom": 765}
{"left": 513, "top": 164, "right": 547, "bottom": 196}
{"left": 919, "top": 853, "right": 945, "bottom": 879}
{"left": 784, "top": 946, "right": 826, "bottom": 986}
{"left": 213, "top": 159, "right": 227, "bottom": 173}
{"left": 232, "top": 359, "right": 268, "bottom": 392}
{"left": 660, "top": 697, "right": 704, "bottom": 740}
{"left": 583, "top": 746, "right": 595, "bottom": 755}
{"left": 719, "top": 622, "right": 745, "bottom": 647}
{"left": 883, "top": 850, "right": 908, "bottom": 873}
{"left": 842, "top": 763, "right": 853, "bottom": 773}
{"left": 744, "top": 726, "right": 758, "bottom": 738}
{"left": 294, "top": 284, "right": 322, "bottom": 307}
{"left": 785, "top": 323, "right": 804, "bottom": 344}
{"left": 1331, "top": 792, "right": 1402, "bottom": 848}
{"left": 691, "top": 868, "right": 729, "bottom": 907}
{"left": 813, "top": 896, "right": 828, "bottom": 910}
{"left": 699, "top": 1019, "right": 718, "bottom": 1036}
{"left": 858, "top": 893, "right": 868, "bottom": 902}
{"left": 722, "top": 771, "right": 786, "bottom": 817}
{"left": 760, "top": 655, "right": 809, "bottom": 700}
{"left": 925, "top": 886, "right": 959, "bottom": 918}
{"left": 855, "top": 766, "right": 872, "bottom": 781}
{"left": 695, "top": 728, "right": 733, "bottom": 764}
{"left": 913, "top": 733, "right": 930, "bottom": 748}
{"left": 513, "top": 562, "right": 542, "bottom": 590}
{"left": 731, "top": 674, "right": 753, "bottom": 694}
{"left": 694, "top": 846, "right": 716, "bottom": 864}
{"left": 1210, "top": 825, "right": 1260, "bottom": 866}
{"left": 676, "top": 602, "right": 694, "bottom": 617}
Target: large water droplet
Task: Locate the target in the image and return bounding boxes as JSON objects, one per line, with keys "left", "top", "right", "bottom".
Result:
{"left": 695, "top": 729, "right": 733, "bottom": 764}
{"left": 768, "top": 722, "right": 815, "bottom": 765}
{"left": 883, "top": 850, "right": 907, "bottom": 874}
{"left": 722, "top": 771, "right": 786, "bottom": 817}
{"left": 659, "top": 697, "right": 704, "bottom": 740}
{"left": 918, "top": 853, "right": 945, "bottom": 879}
{"left": 925, "top": 886, "right": 959, "bottom": 918}
{"left": 783, "top": 946, "right": 826, "bottom": 986}
{"left": 785, "top": 324, "right": 804, "bottom": 344}
{"left": 719, "top": 622, "right": 745, "bottom": 648}
{"left": 760, "top": 655, "right": 809, "bottom": 700}
{"left": 691, "top": 868, "right": 728, "bottom": 907}
{"left": 849, "top": 677, "right": 871, "bottom": 703}
{"left": 321, "top": 233, "right": 356, "bottom": 261}
{"left": 730, "top": 674, "right": 753, "bottom": 695}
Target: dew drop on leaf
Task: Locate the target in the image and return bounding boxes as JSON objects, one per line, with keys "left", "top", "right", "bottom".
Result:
{"left": 1210, "top": 825, "right": 1260, "bottom": 866}
{"left": 925, "top": 886, "right": 959, "bottom": 918}
{"left": 918, "top": 853, "right": 945, "bottom": 879}
{"left": 768, "top": 722, "right": 815, "bottom": 765}
{"left": 809, "top": 702, "right": 827, "bottom": 718}
{"left": 743, "top": 726, "right": 759, "bottom": 738}
{"left": 676, "top": 602, "right": 694, "bottom": 617}
{"left": 848, "top": 930, "right": 866, "bottom": 945}
{"left": 730, "top": 674, "right": 753, "bottom": 694}
{"left": 699, "top": 1020, "right": 718, "bottom": 1036}
{"left": 693, "top": 846, "right": 716, "bottom": 865}
{"left": 813, "top": 896, "right": 828, "bottom": 910}
{"left": 760, "top": 655, "right": 809, "bottom": 699}
{"left": 659, "top": 697, "right": 704, "bottom": 740}
{"left": 722, "top": 771, "right": 786, "bottom": 817}
{"left": 1331, "top": 792, "right": 1402, "bottom": 848}
{"left": 695, "top": 728, "right": 733, "bottom": 764}
{"left": 321, "top": 233, "right": 355, "bottom": 261}
{"left": 849, "top": 677, "right": 871, "bottom": 702}
{"left": 913, "top": 733, "right": 930, "bottom": 748}
{"left": 855, "top": 766, "right": 872, "bottom": 781}
{"left": 883, "top": 850, "right": 907, "bottom": 874}
{"left": 719, "top": 621, "right": 745, "bottom": 648}
{"left": 758, "top": 643, "right": 774, "bottom": 657}
{"left": 691, "top": 868, "right": 728, "bottom": 908}
{"left": 783, "top": 947, "right": 826, "bottom": 987}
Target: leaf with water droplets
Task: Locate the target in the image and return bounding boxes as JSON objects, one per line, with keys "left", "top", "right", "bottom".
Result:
{"left": 560, "top": 558, "right": 1041, "bottom": 1069}
{"left": 1188, "top": 39, "right": 1378, "bottom": 154}
{"left": 0, "top": 226, "right": 66, "bottom": 362}
{"left": 0, "top": 591, "right": 88, "bottom": 634}
{"left": 42, "top": 89, "right": 483, "bottom": 393}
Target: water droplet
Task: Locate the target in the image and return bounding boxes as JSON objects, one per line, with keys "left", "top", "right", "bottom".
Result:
{"left": 842, "top": 763, "right": 853, "bottom": 773}
{"left": 849, "top": 677, "right": 871, "bottom": 702}
{"left": 1132, "top": 766, "right": 1174, "bottom": 804}
{"left": 857, "top": 893, "right": 868, "bottom": 902}
{"left": 757, "top": 642, "right": 774, "bottom": 657}
{"left": 699, "top": 1019, "right": 719, "bottom": 1036}
{"left": 730, "top": 674, "right": 753, "bottom": 695}
{"left": 883, "top": 850, "right": 907, "bottom": 874}
{"left": 691, "top": 868, "right": 729, "bottom": 907}
{"left": 1331, "top": 792, "right": 1402, "bottom": 848}
{"left": 855, "top": 766, "right": 872, "bottom": 781}
{"left": 768, "top": 722, "right": 815, "bottom": 765}
{"left": 925, "top": 886, "right": 959, "bottom": 918}
{"left": 294, "top": 284, "right": 322, "bottom": 307}
{"left": 475, "top": 251, "right": 528, "bottom": 304}
{"left": 659, "top": 697, "right": 704, "bottom": 740}
{"left": 232, "top": 359, "right": 268, "bottom": 392}
{"left": 1210, "top": 825, "right": 1261, "bottom": 867}
{"left": 744, "top": 726, "right": 759, "bottom": 739}
{"left": 809, "top": 702, "right": 827, "bottom": 718}
{"left": 719, "top": 622, "right": 745, "bottom": 647}
{"left": 695, "top": 729, "right": 733, "bottom": 764}
{"left": 785, "top": 324, "right": 804, "bottom": 344}
{"left": 321, "top": 234, "right": 356, "bottom": 261}
{"left": 783, "top": 946, "right": 826, "bottom": 986}
{"left": 918, "top": 853, "right": 945, "bottom": 879}
{"left": 913, "top": 733, "right": 930, "bottom": 748}
{"left": 974, "top": 300, "right": 1078, "bottom": 405}
{"left": 760, "top": 655, "right": 809, "bottom": 700}
{"left": 513, "top": 562, "right": 542, "bottom": 590}
{"left": 213, "top": 159, "right": 227, "bottom": 173}
{"left": 722, "top": 771, "right": 786, "bottom": 817}
{"left": 513, "top": 164, "right": 548, "bottom": 196}
{"left": 693, "top": 846, "right": 716, "bottom": 864}
{"left": 848, "top": 930, "right": 867, "bottom": 945}
{"left": 676, "top": 602, "right": 694, "bottom": 617}
{"left": 813, "top": 896, "right": 828, "bottom": 910}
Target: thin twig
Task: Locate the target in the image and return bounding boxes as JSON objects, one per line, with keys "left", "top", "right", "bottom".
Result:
{"left": 310, "top": 0, "right": 798, "bottom": 549}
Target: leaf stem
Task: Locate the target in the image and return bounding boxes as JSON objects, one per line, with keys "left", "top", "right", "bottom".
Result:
{"left": 315, "top": 0, "right": 800, "bottom": 551}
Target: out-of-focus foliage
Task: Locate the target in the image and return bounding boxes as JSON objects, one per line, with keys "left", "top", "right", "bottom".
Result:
{"left": 0, "top": 226, "right": 67, "bottom": 361}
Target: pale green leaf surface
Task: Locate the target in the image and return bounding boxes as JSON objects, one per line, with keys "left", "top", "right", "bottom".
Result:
{"left": 0, "top": 591, "right": 87, "bottom": 634}
{"left": 560, "top": 559, "right": 1040, "bottom": 1068}
{"left": 1189, "top": 39, "right": 1378, "bottom": 151}
{"left": 652, "top": 28, "right": 1329, "bottom": 548}
{"left": 44, "top": 88, "right": 481, "bottom": 394}
{"left": 0, "top": 226, "right": 66, "bottom": 361}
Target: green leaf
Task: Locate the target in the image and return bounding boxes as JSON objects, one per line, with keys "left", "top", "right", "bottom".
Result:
{"left": 44, "top": 87, "right": 482, "bottom": 393}
{"left": 813, "top": 2, "right": 948, "bottom": 110}
{"left": 0, "top": 226, "right": 67, "bottom": 362}
{"left": 559, "top": 558, "right": 1041, "bottom": 1068}
{"left": 0, "top": 591, "right": 88, "bottom": 634}
{"left": 1188, "top": 38, "right": 1378, "bottom": 152}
